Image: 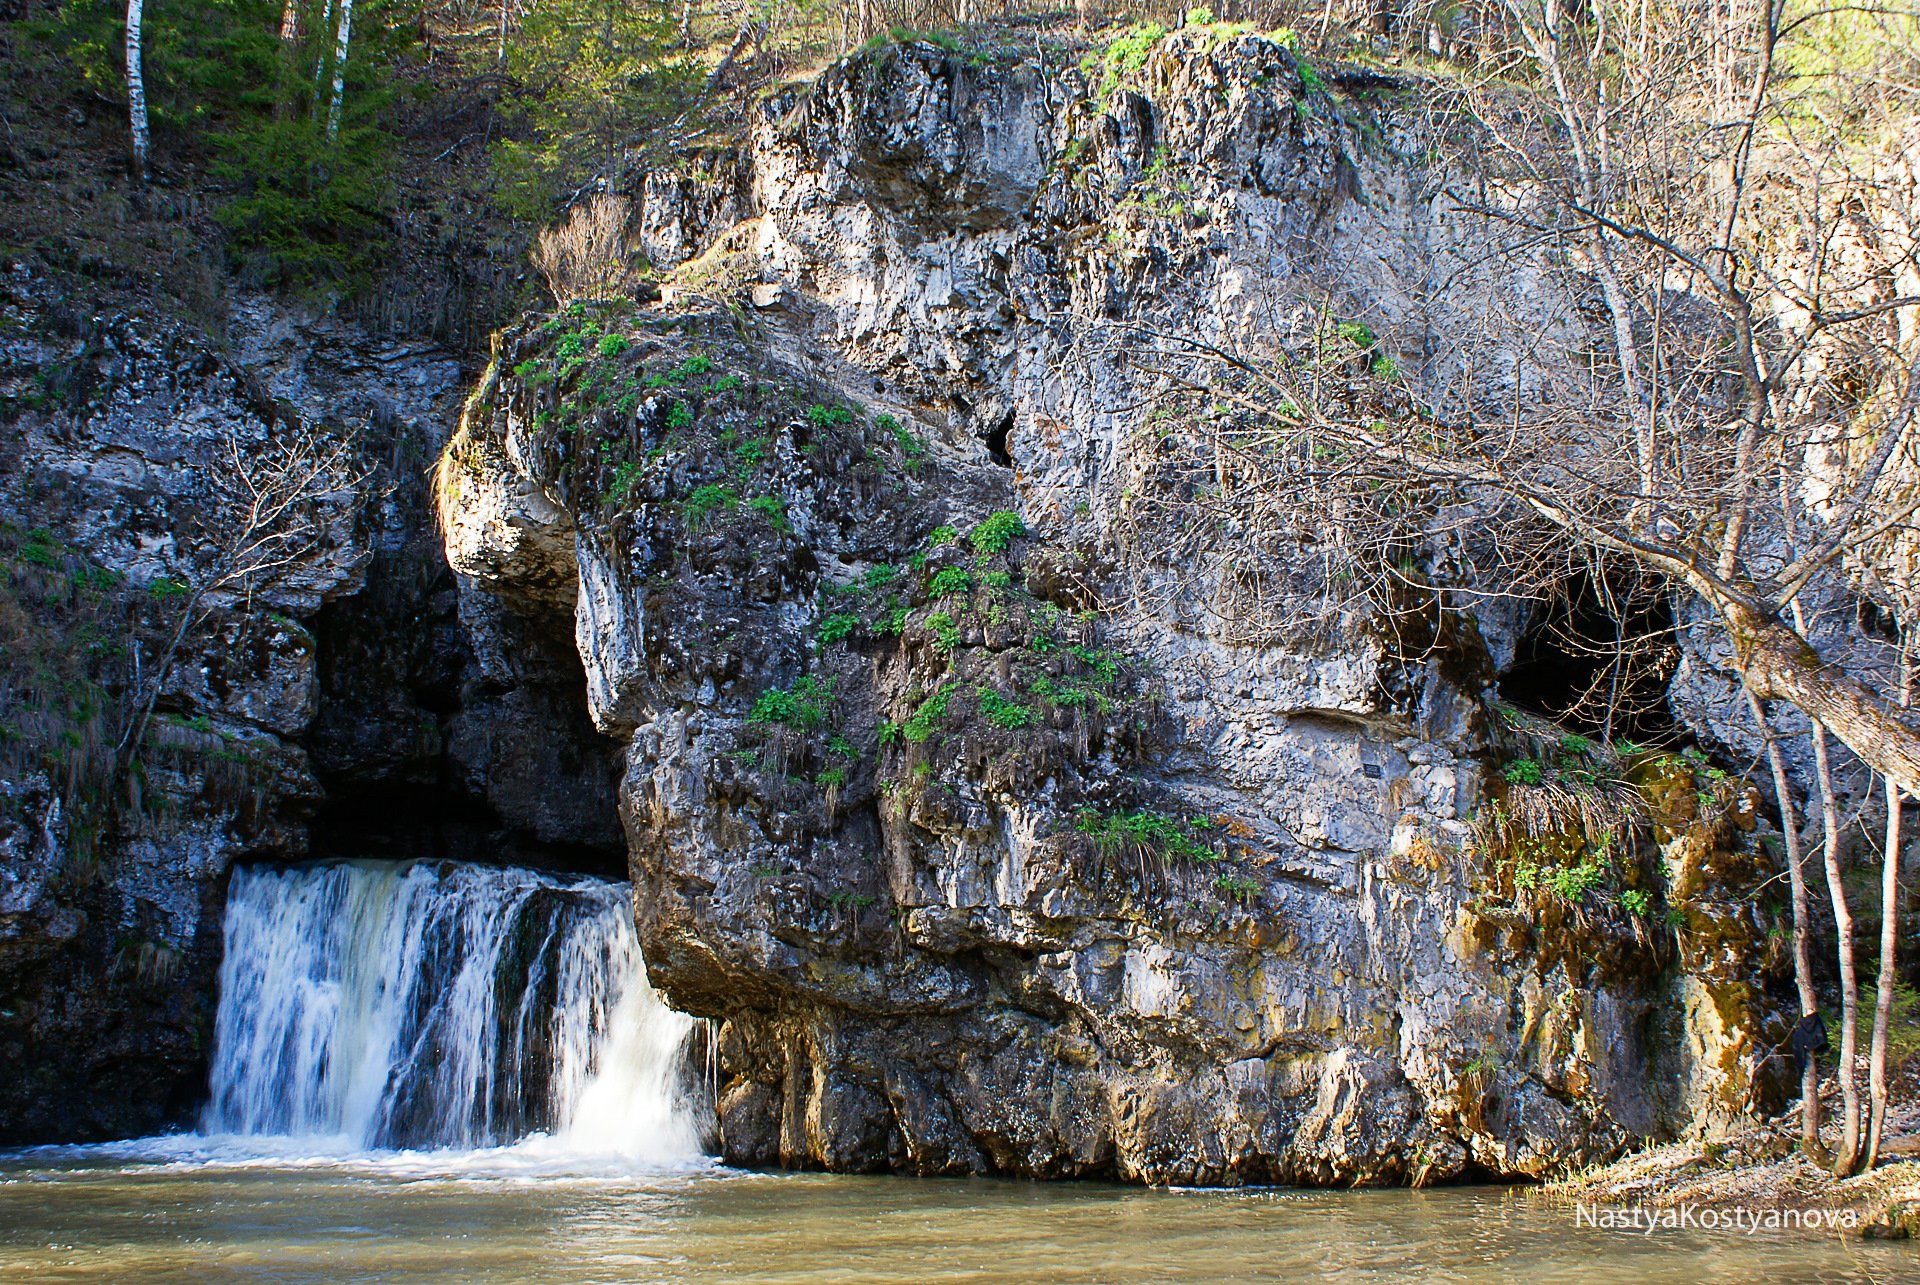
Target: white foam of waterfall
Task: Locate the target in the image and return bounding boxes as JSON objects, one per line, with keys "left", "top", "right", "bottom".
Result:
{"left": 201, "top": 860, "right": 703, "bottom": 1166}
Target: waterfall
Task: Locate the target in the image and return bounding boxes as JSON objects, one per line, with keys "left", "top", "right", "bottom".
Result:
{"left": 202, "top": 860, "right": 703, "bottom": 1163}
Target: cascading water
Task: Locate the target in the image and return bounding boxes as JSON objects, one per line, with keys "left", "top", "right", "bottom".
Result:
{"left": 202, "top": 860, "right": 704, "bottom": 1164}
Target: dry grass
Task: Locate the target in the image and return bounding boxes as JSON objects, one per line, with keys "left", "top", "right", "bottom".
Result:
{"left": 1545, "top": 1061, "right": 1920, "bottom": 1238}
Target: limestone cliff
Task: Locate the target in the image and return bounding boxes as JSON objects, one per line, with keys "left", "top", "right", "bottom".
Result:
{"left": 438, "top": 34, "right": 1795, "bottom": 1183}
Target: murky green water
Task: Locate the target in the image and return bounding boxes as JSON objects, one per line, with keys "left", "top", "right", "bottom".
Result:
{"left": 0, "top": 1141, "right": 1910, "bottom": 1283}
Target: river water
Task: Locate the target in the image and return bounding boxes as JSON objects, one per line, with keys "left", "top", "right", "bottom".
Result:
{"left": 0, "top": 1145, "right": 1908, "bottom": 1284}
{"left": 0, "top": 860, "right": 1908, "bottom": 1282}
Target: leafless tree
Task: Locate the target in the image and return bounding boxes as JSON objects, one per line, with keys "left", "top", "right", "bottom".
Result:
{"left": 115, "top": 421, "right": 366, "bottom": 782}
{"left": 1112, "top": 0, "right": 1920, "bottom": 1168}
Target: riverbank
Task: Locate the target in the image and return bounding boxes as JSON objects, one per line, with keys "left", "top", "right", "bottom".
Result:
{"left": 1543, "top": 1065, "right": 1920, "bottom": 1239}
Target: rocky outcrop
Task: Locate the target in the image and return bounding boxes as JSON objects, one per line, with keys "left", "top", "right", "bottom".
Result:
{"left": 439, "top": 33, "right": 1796, "bottom": 1184}
{"left": 0, "top": 255, "right": 612, "bottom": 1142}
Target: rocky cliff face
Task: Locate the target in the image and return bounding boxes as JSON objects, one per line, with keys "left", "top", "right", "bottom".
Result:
{"left": 0, "top": 250, "right": 626, "bottom": 1141}
{"left": 439, "top": 33, "right": 1796, "bottom": 1183}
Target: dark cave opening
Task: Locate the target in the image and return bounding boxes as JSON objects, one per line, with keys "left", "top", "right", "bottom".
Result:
{"left": 983, "top": 412, "right": 1014, "bottom": 468}
{"left": 1497, "top": 561, "right": 1682, "bottom": 744}
{"left": 309, "top": 781, "right": 629, "bottom": 881}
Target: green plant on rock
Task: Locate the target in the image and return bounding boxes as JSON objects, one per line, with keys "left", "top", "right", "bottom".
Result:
{"left": 818, "top": 613, "right": 860, "bottom": 646}
{"left": 928, "top": 567, "right": 973, "bottom": 598}
{"left": 1214, "top": 873, "right": 1258, "bottom": 901}
{"left": 646, "top": 355, "right": 713, "bottom": 389}
{"left": 925, "top": 611, "right": 961, "bottom": 652}
{"left": 1084, "top": 21, "right": 1167, "bottom": 97}
{"left": 969, "top": 510, "right": 1026, "bottom": 555}
{"left": 602, "top": 461, "right": 640, "bottom": 509}
{"left": 747, "top": 494, "right": 790, "bottom": 532}
{"left": 805, "top": 403, "right": 855, "bottom": 429}
{"left": 683, "top": 483, "right": 737, "bottom": 527}
{"left": 876, "top": 412, "right": 927, "bottom": 467}
{"left": 1503, "top": 758, "right": 1544, "bottom": 786}
{"left": 748, "top": 675, "right": 834, "bottom": 730}
{"left": 1074, "top": 809, "right": 1218, "bottom": 863}
{"left": 977, "top": 686, "right": 1035, "bottom": 730}
{"left": 903, "top": 683, "right": 957, "bottom": 743}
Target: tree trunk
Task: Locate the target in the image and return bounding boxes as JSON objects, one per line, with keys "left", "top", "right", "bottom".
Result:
{"left": 125, "top": 0, "right": 148, "bottom": 182}
{"left": 325, "top": 0, "right": 355, "bottom": 142}
{"left": 1729, "top": 603, "right": 1920, "bottom": 801}
{"left": 1811, "top": 719, "right": 1865, "bottom": 1173}
{"left": 704, "top": 20, "right": 759, "bottom": 95}
{"left": 1867, "top": 641, "right": 1910, "bottom": 1168}
{"left": 1750, "top": 690, "right": 1824, "bottom": 1157}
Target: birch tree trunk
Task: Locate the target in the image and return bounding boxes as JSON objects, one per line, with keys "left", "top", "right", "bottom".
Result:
{"left": 1867, "top": 641, "right": 1910, "bottom": 1168}
{"left": 1750, "top": 690, "right": 1824, "bottom": 1156}
{"left": 1811, "top": 718, "right": 1865, "bottom": 1172}
{"left": 125, "top": 0, "right": 149, "bottom": 182}
{"left": 326, "top": 0, "right": 355, "bottom": 142}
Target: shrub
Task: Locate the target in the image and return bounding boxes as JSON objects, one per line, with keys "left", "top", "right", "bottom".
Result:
{"left": 927, "top": 525, "right": 959, "bottom": 547}
{"left": 666, "top": 400, "right": 694, "bottom": 430}
{"left": 533, "top": 195, "right": 634, "bottom": 304}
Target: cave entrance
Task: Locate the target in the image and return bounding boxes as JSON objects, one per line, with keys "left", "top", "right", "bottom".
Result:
{"left": 1497, "top": 556, "right": 1680, "bottom": 745}
{"left": 310, "top": 781, "right": 629, "bottom": 880}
